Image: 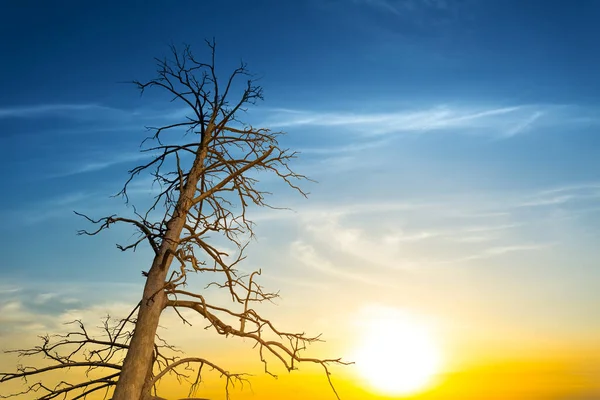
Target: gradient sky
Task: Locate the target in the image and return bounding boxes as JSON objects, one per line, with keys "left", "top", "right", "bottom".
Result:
{"left": 1, "top": 1, "right": 600, "bottom": 399}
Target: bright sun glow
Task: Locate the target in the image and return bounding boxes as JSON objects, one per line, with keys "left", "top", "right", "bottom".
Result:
{"left": 353, "top": 306, "right": 442, "bottom": 396}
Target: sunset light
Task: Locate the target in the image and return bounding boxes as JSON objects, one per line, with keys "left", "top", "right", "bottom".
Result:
{"left": 353, "top": 307, "right": 441, "bottom": 396}
{"left": 1, "top": 1, "right": 600, "bottom": 400}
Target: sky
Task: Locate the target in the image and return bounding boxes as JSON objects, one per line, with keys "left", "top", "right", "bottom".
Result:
{"left": 1, "top": 0, "right": 600, "bottom": 399}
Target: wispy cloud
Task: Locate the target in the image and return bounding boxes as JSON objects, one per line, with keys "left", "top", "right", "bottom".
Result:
{"left": 536, "top": 182, "right": 600, "bottom": 196}
{"left": 48, "top": 151, "right": 156, "bottom": 178}
{"left": 481, "top": 243, "right": 552, "bottom": 256}
{"left": 383, "top": 223, "right": 520, "bottom": 244}
{"left": 33, "top": 292, "right": 60, "bottom": 304}
{"left": 44, "top": 192, "right": 96, "bottom": 207}
{"left": 290, "top": 241, "right": 397, "bottom": 287}
{"left": 353, "top": 0, "right": 453, "bottom": 17}
{"left": 298, "top": 138, "right": 391, "bottom": 155}
{"left": 277, "top": 181, "right": 600, "bottom": 278}
{"left": 0, "top": 299, "right": 134, "bottom": 338}
{"left": 440, "top": 243, "right": 555, "bottom": 265}
{"left": 355, "top": 0, "right": 404, "bottom": 15}
{"left": 0, "top": 285, "right": 21, "bottom": 295}
{"left": 298, "top": 209, "right": 528, "bottom": 270}
{"left": 262, "top": 273, "right": 329, "bottom": 290}
{"left": 516, "top": 182, "right": 600, "bottom": 208}
{"left": 503, "top": 111, "right": 544, "bottom": 137}
{"left": 0, "top": 281, "right": 142, "bottom": 337}
{"left": 299, "top": 212, "right": 427, "bottom": 271}
{"left": 0, "top": 102, "right": 192, "bottom": 133}
{"left": 0, "top": 104, "right": 117, "bottom": 119}
{"left": 264, "top": 104, "right": 555, "bottom": 137}
{"left": 19, "top": 191, "right": 105, "bottom": 225}
{"left": 0, "top": 301, "right": 49, "bottom": 335}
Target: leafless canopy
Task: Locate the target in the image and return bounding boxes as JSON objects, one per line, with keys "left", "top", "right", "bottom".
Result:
{"left": 1, "top": 40, "right": 349, "bottom": 400}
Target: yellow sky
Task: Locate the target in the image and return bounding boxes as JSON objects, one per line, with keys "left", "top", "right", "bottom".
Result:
{"left": 2, "top": 281, "right": 599, "bottom": 400}
{"left": 148, "top": 353, "right": 600, "bottom": 400}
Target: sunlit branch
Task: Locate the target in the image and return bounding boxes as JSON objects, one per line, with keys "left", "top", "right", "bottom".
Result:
{"left": 1, "top": 40, "right": 347, "bottom": 400}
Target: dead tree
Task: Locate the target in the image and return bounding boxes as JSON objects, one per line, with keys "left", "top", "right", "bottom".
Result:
{"left": 0, "top": 40, "right": 349, "bottom": 400}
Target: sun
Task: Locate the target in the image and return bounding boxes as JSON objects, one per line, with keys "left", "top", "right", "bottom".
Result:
{"left": 353, "top": 306, "right": 442, "bottom": 396}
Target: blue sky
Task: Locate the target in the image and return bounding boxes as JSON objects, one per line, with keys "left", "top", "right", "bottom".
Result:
{"left": 1, "top": 1, "right": 600, "bottom": 398}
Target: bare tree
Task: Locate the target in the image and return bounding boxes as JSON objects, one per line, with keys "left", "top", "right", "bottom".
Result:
{"left": 1, "top": 40, "right": 349, "bottom": 400}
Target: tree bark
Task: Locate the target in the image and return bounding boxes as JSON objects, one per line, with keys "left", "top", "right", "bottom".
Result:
{"left": 112, "top": 140, "right": 210, "bottom": 400}
{"left": 110, "top": 232, "right": 176, "bottom": 399}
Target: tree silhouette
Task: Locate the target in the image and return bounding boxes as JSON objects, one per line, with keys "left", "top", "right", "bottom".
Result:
{"left": 1, "top": 40, "right": 348, "bottom": 400}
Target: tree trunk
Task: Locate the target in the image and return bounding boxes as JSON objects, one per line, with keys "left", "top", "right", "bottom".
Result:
{"left": 110, "top": 232, "right": 177, "bottom": 399}
{"left": 112, "top": 140, "right": 210, "bottom": 400}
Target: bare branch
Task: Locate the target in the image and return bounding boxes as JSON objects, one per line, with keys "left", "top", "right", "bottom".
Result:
{"left": 2, "top": 40, "right": 346, "bottom": 400}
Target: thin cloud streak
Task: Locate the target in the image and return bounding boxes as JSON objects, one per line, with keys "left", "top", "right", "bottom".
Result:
{"left": 0, "top": 286, "right": 21, "bottom": 295}
{"left": 279, "top": 181, "right": 600, "bottom": 276}
{"left": 298, "top": 138, "right": 391, "bottom": 155}
{"left": 355, "top": 0, "right": 404, "bottom": 15}
{"left": 516, "top": 182, "right": 600, "bottom": 208}
{"left": 536, "top": 182, "right": 600, "bottom": 196}
{"left": 0, "top": 104, "right": 116, "bottom": 119}
{"left": 291, "top": 241, "right": 396, "bottom": 288}
{"left": 503, "top": 111, "right": 544, "bottom": 137}
{"left": 0, "top": 103, "right": 192, "bottom": 130}
{"left": 15, "top": 190, "right": 114, "bottom": 225}
{"left": 352, "top": 0, "right": 453, "bottom": 17}
{"left": 263, "top": 104, "right": 567, "bottom": 137}
{"left": 444, "top": 243, "right": 555, "bottom": 264}
{"left": 44, "top": 192, "right": 95, "bottom": 207}
{"left": 48, "top": 151, "right": 158, "bottom": 178}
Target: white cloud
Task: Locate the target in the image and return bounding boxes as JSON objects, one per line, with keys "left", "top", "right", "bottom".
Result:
{"left": 44, "top": 192, "right": 96, "bottom": 207}
{"left": 0, "top": 285, "right": 21, "bottom": 294}
{"left": 503, "top": 111, "right": 544, "bottom": 137}
{"left": 273, "top": 180, "right": 600, "bottom": 281}
{"left": 432, "top": 242, "right": 555, "bottom": 266}
{"left": 17, "top": 190, "right": 109, "bottom": 225}
{"left": 48, "top": 151, "right": 158, "bottom": 178}
{"left": 262, "top": 273, "right": 328, "bottom": 290}
{"left": 518, "top": 195, "right": 575, "bottom": 208}
{"left": 481, "top": 243, "right": 552, "bottom": 256}
{"left": 0, "top": 104, "right": 115, "bottom": 119}
{"left": 537, "top": 182, "right": 600, "bottom": 196}
{"left": 290, "top": 241, "right": 397, "bottom": 287}
{"left": 352, "top": 0, "right": 451, "bottom": 16}
{"left": 0, "top": 282, "right": 142, "bottom": 339}
{"left": 0, "top": 102, "right": 193, "bottom": 133}
{"left": 0, "top": 301, "right": 56, "bottom": 334}
{"left": 296, "top": 210, "right": 428, "bottom": 272}
{"left": 298, "top": 138, "right": 391, "bottom": 155}
{"left": 262, "top": 104, "right": 571, "bottom": 138}
{"left": 33, "top": 292, "right": 60, "bottom": 304}
{"left": 515, "top": 182, "right": 600, "bottom": 208}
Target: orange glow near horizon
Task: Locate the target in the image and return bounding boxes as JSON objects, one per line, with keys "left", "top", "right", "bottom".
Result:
{"left": 2, "top": 323, "right": 599, "bottom": 400}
